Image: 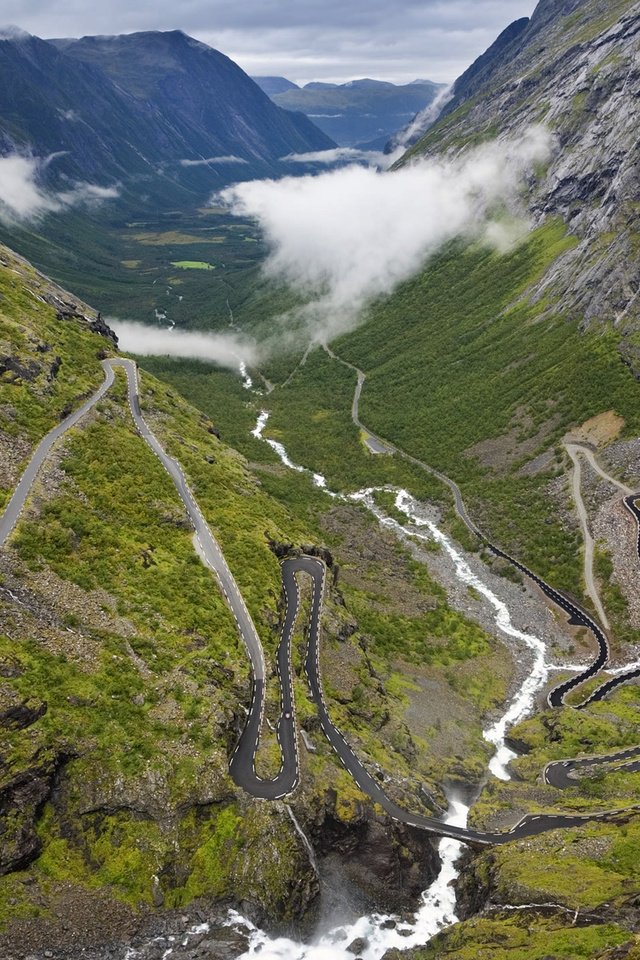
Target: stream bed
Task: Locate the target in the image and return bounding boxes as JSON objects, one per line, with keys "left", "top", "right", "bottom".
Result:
{"left": 123, "top": 409, "right": 565, "bottom": 960}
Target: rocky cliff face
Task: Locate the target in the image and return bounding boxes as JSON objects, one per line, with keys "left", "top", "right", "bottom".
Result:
{"left": 406, "top": 0, "right": 640, "bottom": 365}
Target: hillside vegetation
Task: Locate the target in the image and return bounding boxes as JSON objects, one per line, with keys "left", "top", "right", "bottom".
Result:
{"left": 0, "top": 244, "right": 525, "bottom": 949}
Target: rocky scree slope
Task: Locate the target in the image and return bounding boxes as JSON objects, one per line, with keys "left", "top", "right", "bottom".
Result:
{"left": 0, "top": 243, "right": 447, "bottom": 953}
{"left": 404, "top": 0, "right": 640, "bottom": 372}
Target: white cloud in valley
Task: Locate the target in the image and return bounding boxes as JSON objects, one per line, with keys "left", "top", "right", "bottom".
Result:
{"left": 0, "top": 153, "right": 119, "bottom": 223}
{"left": 180, "top": 155, "right": 249, "bottom": 166}
{"left": 0, "top": 155, "right": 59, "bottom": 220}
{"left": 220, "top": 126, "right": 553, "bottom": 345}
{"left": 283, "top": 147, "right": 394, "bottom": 168}
{"left": 110, "top": 320, "right": 259, "bottom": 370}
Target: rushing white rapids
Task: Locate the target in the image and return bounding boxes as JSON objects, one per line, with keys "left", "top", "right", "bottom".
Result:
{"left": 392, "top": 490, "right": 549, "bottom": 781}
{"left": 250, "top": 416, "right": 555, "bottom": 778}
{"left": 230, "top": 796, "right": 469, "bottom": 960}
{"left": 120, "top": 414, "right": 575, "bottom": 960}
{"left": 123, "top": 796, "right": 468, "bottom": 960}
{"left": 345, "top": 483, "right": 549, "bottom": 780}
{"left": 239, "top": 361, "right": 253, "bottom": 390}
{"left": 218, "top": 414, "right": 561, "bottom": 958}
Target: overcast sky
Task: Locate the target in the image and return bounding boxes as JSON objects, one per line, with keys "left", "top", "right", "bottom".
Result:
{"left": 2, "top": 0, "right": 537, "bottom": 85}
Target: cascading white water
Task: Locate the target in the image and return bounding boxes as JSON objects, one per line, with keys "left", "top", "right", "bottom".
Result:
{"left": 122, "top": 796, "right": 470, "bottom": 960}
{"left": 250, "top": 419, "right": 557, "bottom": 777}
{"left": 229, "top": 795, "right": 469, "bottom": 960}
{"left": 121, "top": 414, "right": 571, "bottom": 960}
{"left": 392, "top": 489, "right": 549, "bottom": 780}
{"left": 253, "top": 411, "right": 332, "bottom": 490}
{"left": 347, "top": 486, "right": 550, "bottom": 780}
{"left": 220, "top": 415, "right": 559, "bottom": 958}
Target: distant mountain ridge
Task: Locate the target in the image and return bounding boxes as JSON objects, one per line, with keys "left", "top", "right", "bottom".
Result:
{"left": 257, "top": 75, "right": 445, "bottom": 148}
{"left": 0, "top": 29, "right": 335, "bottom": 204}
{"left": 252, "top": 76, "right": 299, "bottom": 95}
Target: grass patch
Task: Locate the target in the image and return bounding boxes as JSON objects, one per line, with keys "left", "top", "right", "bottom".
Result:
{"left": 170, "top": 261, "right": 216, "bottom": 271}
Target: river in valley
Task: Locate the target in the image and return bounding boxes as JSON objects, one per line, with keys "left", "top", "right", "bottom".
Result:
{"left": 123, "top": 407, "right": 567, "bottom": 960}
{"left": 207, "top": 413, "right": 555, "bottom": 959}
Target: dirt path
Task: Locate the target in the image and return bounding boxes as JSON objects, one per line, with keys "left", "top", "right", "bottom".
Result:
{"left": 565, "top": 443, "right": 610, "bottom": 630}
{"left": 572, "top": 443, "right": 634, "bottom": 496}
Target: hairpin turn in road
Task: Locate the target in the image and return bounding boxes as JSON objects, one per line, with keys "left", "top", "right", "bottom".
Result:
{"left": 1, "top": 357, "right": 640, "bottom": 847}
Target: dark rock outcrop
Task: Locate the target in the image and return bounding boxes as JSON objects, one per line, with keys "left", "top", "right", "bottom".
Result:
{"left": 0, "top": 689, "right": 47, "bottom": 730}
{"left": 0, "top": 747, "right": 70, "bottom": 875}
{"left": 311, "top": 793, "right": 440, "bottom": 915}
{"left": 0, "top": 354, "right": 40, "bottom": 382}
{"left": 89, "top": 314, "right": 118, "bottom": 348}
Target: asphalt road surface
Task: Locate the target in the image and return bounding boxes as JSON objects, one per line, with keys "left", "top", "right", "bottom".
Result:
{"left": 323, "top": 345, "right": 637, "bottom": 710}
{"left": 282, "top": 556, "right": 640, "bottom": 845}
{"left": 2, "top": 356, "right": 640, "bottom": 846}
{"left": 544, "top": 746, "right": 640, "bottom": 789}
{"left": 0, "top": 363, "right": 116, "bottom": 547}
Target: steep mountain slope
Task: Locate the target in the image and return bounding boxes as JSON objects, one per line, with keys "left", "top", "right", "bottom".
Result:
{"left": 267, "top": 77, "right": 444, "bottom": 147}
{"left": 0, "top": 29, "right": 334, "bottom": 204}
{"left": 304, "top": 0, "right": 640, "bottom": 604}
{"left": 0, "top": 31, "right": 175, "bottom": 189}
{"left": 53, "top": 31, "right": 334, "bottom": 168}
{"left": 404, "top": 0, "right": 640, "bottom": 359}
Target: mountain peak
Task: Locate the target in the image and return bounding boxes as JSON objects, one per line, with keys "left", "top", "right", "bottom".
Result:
{"left": 405, "top": 0, "right": 640, "bottom": 334}
{"left": 252, "top": 75, "right": 300, "bottom": 95}
{"left": 0, "top": 27, "right": 334, "bottom": 191}
{"left": 0, "top": 24, "right": 31, "bottom": 41}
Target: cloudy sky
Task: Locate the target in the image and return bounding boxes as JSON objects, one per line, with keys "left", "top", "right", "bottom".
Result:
{"left": 3, "top": 0, "right": 537, "bottom": 85}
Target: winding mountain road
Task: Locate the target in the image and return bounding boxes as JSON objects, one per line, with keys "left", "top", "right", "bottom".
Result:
{"left": 279, "top": 555, "right": 640, "bottom": 845}
{"left": 571, "top": 444, "right": 634, "bottom": 496}
{"left": 544, "top": 746, "right": 640, "bottom": 789}
{"left": 0, "top": 365, "right": 116, "bottom": 548}
{"left": 562, "top": 441, "right": 640, "bottom": 702}
{"left": 325, "top": 345, "right": 640, "bottom": 710}
{"left": 2, "top": 355, "right": 640, "bottom": 847}
{"left": 565, "top": 443, "right": 610, "bottom": 630}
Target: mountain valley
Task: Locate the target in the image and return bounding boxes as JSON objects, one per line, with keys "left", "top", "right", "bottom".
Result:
{"left": 1, "top": 0, "right": 640, "bottom": 958}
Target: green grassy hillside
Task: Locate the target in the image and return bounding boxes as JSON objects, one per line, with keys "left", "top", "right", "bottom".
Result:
{"left": 0, "top": 244, "right": 526, "bottom": 945}
{"left": 248, "top": 222, "right": 640, "bottom": 617}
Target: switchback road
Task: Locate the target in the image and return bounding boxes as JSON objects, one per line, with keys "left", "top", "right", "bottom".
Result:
{"left": 544, "top": 746, "right": 640, "bottom": 789}
{"left": 2, "top": 356, "right": 640, "bottom": 846}
{"left": 280, "top": 556, "right": 640, "bottom": 845}
{"left": 325, "top": 345, "right": 640, "bottom": 710}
